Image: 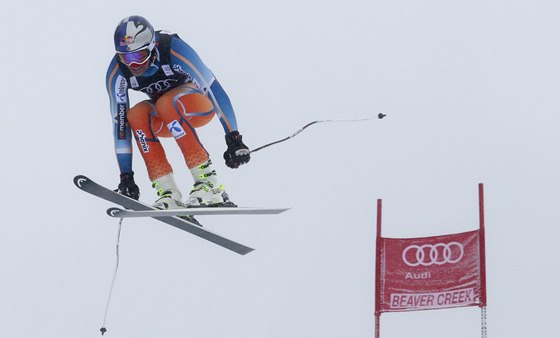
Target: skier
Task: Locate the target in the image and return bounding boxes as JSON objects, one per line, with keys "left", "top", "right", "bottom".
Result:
{"left": 106, "top": 15, "right": 250, "bottom": 210}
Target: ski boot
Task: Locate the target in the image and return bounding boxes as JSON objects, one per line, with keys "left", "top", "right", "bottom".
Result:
{"left": 186, "top": 160, "right": 236, "bottom": 208}
{"left": 152, "top": 173, "right": 201, "bottom": 225}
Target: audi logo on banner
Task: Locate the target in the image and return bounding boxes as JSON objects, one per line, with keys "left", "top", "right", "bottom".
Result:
{"left": 402, "top": 242, "right": 464, "bottom": 267}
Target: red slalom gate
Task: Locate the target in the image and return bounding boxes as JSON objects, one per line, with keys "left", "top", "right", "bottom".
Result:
{"left": 374, "top": 184, "right": 487, "bottom": 337}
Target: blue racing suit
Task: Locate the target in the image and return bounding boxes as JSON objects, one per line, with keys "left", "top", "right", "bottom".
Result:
{"left": 105, "top": 31, "right": 239, "bottom": 174}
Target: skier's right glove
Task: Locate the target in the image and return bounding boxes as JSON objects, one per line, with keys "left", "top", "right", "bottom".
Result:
{"left": 116, "top": 172, "right": 140, "bottom": 200}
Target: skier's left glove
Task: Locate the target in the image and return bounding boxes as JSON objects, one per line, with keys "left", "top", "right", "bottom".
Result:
{"left": 116, "top": 171, "right": 140, "bottom": 200}
{"left": 224, "top": 131, "right": 250, "bottom": 168}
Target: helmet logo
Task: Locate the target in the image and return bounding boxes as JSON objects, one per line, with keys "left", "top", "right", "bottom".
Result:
{"left": 120, "top": 22, "right": 152, "bottom": 51}
{"left": 120, "top": 35, "right": 134, "bottom": 47}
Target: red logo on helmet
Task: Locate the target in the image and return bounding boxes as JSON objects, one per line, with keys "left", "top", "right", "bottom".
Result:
{"left": 120, "top": 35, "right": 134, "bottom": 46}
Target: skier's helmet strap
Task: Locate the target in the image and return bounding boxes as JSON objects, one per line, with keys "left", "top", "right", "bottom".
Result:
{"left": 114, "top": 16, "right": 156, "bottom": 53}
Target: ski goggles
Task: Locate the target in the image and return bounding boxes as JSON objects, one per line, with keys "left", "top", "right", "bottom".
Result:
{"left": 117, "top": 48, "right": 151, "bottom": 67}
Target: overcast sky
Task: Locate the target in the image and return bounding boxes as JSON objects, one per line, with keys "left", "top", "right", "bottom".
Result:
{"left": 1, "top": 0, "right": 559, "bottom": 337}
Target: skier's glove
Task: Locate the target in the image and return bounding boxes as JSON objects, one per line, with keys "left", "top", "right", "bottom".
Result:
{"left": 116, "top": 172, "right": 140, "bottom": 200}
{"left": 224, "top": 131, "right": 250, "bottom": 169}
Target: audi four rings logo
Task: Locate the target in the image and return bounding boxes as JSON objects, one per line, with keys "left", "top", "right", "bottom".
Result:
{"left": 140, "top": 79, "right": 179, "bottom": 94}
{"left": 402, "top": 242, "right": 464, "bottom": 267}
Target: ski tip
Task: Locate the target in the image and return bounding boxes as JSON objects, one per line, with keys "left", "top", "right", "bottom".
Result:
{"left": 73, "top": 175, "right": 89, "bottom": 188}
{"left": 106, "top": 207, "right": 123, "bottom": 217}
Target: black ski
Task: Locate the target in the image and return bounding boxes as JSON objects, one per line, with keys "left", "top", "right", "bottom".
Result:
{"left": 73, "top": 175, "right": 254, "bottom": 255}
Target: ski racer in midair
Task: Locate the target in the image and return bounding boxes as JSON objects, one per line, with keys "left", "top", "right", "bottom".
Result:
{"left": 106, "top": 16, "right": 250, "bottom": 210}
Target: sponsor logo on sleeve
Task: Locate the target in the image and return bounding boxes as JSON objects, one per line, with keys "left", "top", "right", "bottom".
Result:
{"left": 115, "top": 75, "right": 128, "bottom": 103}
{"left": 117, "top": 104, "right": 127, "bottom": 139}
{"left": 167, "top": 120, "right": 186, "bottom": 139}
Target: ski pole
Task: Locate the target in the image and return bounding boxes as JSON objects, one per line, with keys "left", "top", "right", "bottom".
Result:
{"left": 250, "top": 113, "right": 386, "bottom": 154}
{"left": 100, "top": 218, "right": 124, "bottom": 336}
